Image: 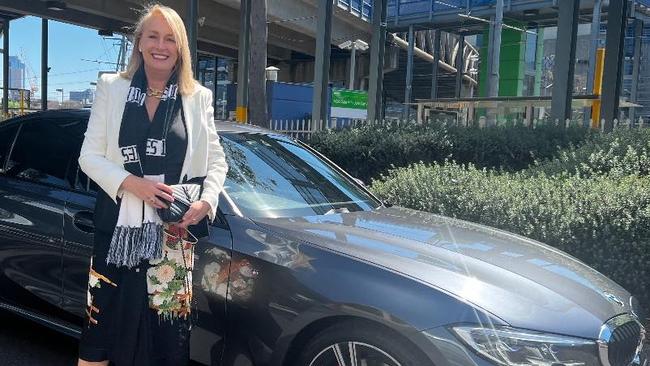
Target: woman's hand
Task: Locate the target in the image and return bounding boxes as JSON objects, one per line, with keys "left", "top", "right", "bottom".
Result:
{"left": 120, "top": 175, "right": 174, "bottom": 209}
{"left": 176, "top": 200, "right": 211, "bottom": 229}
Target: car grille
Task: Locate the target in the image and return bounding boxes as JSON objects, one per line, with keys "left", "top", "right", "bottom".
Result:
{"left": 607, "top": 320, "right": 642, "bottom": 366}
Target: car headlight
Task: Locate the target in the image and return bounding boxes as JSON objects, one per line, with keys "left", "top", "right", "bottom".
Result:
{"left": 451, "top": 326, "right": 599, "bottom": 366}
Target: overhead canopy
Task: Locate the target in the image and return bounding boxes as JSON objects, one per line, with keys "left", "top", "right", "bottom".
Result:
{"left": 0, "top": 0, "right": 372, "bottom": 59}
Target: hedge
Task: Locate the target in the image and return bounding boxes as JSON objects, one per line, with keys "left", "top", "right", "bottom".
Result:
{"left": 309, "top": 121, "right": 453, "bottom": 183}
{"left": 529, "top": 127, "right": 650, "bottom": 178}
{"left": 371, "top": 162, "right": 650, "bottom": 312}
{"left": 309, "top": 121, "right": 592, "bottom": 182}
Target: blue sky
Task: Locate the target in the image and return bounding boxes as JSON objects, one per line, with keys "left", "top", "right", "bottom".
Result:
{"left": 4, "top": 15, "right": 131, "bottom": 101}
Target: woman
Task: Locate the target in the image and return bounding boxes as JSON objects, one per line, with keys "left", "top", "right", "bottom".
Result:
{"left": 77, "top": 4, "right": 228, "bottom": 366}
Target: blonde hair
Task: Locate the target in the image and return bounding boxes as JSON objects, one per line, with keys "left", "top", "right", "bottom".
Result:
{"left": 121, "top": 3, "right": 197, "bottom": 95}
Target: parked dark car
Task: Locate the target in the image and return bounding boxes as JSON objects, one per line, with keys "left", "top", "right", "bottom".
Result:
{"left": 0, "top": 109, "right": 646, "bottom": 366}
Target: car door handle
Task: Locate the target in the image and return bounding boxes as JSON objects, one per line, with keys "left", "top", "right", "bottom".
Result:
{"left": 73, "top": 211, "right": 95, "bottom": 233}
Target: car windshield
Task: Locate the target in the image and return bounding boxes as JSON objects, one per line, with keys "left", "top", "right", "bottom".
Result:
{"left": 220, "top": 132, "right": 380, "bottom": 218}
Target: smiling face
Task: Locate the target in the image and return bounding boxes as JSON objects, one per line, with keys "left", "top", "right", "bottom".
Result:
{"left": 139, "top": 13, "right": 179, "bottom": 76}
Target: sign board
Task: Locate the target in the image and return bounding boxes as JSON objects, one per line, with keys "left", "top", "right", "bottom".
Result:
{"left": 330, "top": 89, "right": 368, "bottom": 119}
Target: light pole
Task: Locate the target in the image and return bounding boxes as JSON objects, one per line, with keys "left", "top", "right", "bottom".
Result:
{"left": 338, "top": 39, "right": 369, "bottom": 90}
{"left": 55, "top": 88, "right": 63, "bottom": 106}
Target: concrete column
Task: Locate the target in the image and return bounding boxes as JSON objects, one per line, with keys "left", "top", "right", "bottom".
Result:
{"left": 586, "top": 0, "right": 602, "bottom": 95}
{"left": 431, "top": 29, "right": 441, "bottom": 99}
{"left": 455, "top": 34, "right": 465, "bottom": 99}
{"left": 368, "top": 0, "right": 388, "bottom": 122}
{"left": 533, "top": 27, "right": 544, "bottom": 97}
{"left": 601, "top": 0, "right": 628, "bottom": 132}
{"left": 630, "top": 20, "right": 643, "bottom": 122}
{"left": 488, "top": 0, "right": 504, "bottom": 97}
{"left": 187, "top": 0, "right": 198, "bottom": 77}
{"left": 584, "top": 0, "right": 602, "bottom": 123}
{"left": 236, "top": 0, "right": 251, "bottom": 123}
{"left": 404, "top": 25, "right": 415, "bottom": 120}
{"left": 348, "top": 46, "right": 356, "bottom": 89}
{"left": 311, "top": 0, "right": 333, "bottom": 129}
{"left": 249, "top": 0, "right": 268, "bottom": 126}
{"left": 2, "top": 19, "right": 8, "bottom": 117}
{"left": 551, "top": 0, "right": 580, "bottom": 123}
{"left": 213, "top": 56, "right": 218, "bottom": 115}
{"left": 41, "top": 18, "right": 48, "bottom": 111}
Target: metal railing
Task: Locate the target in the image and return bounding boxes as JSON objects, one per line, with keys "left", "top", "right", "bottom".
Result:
{"left": 265, "top": 116, "right": 650, "bottom": 142}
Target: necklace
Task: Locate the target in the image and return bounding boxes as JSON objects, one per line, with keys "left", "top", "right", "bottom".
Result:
{"left": 147, "top": 86, "right": 165, "bottom": 99}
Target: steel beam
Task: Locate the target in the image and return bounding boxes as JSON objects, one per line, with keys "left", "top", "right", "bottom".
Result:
{"left": 187, "top": 0, "right": 198, "bottom": 77}
{"left": 630, "top": 19, "right": 642, "bottom": 122}
{"left": 311, "top": 0, "right": 333, "bottom": 129}
{"left": 368, "top": 0, "right": 388, "bottom": 122}
{"left": 41, "top": 18, "right": 48, "bottom": 111}
{"left": 431, "top": 29, "right": 441, "bottom": 99}
{"left": 455, "top": 34, "right": 465, "bottom": 99}
{"left": 600, "top": 0, "right": 628, "bottom": 131}
{"left": 2, "top": 19, "right": 8, "bottom": 116}
{"left": 235, "top": 0, "right": 251, "bottom": 123}
{"left": 550, "top": 0, "right": 579, "bottom": 123}
{"left": 404, "top": 25, "right": 415, "bottom": 120}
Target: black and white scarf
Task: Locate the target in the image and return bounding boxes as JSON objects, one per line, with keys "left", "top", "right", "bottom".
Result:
{"left": 107, "top": 65, "right": 183, "bottom": 268}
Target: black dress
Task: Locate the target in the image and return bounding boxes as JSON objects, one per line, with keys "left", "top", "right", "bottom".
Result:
{"left": 78, "top": 107, "right": 190, "bottom": 366}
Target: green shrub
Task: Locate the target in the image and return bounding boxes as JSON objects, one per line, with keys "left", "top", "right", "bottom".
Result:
{"left": 530, "top": 127, "right": 650, "bottom": 178}
{"left": 447, "top": 122, "right": 592, "bottom": 172}
{"left": 371, "top": 162, "right": 650, "bottom": 311}
{"left": 309, "top": 121, "right": 454, "bottom": 183}
{"left": 308, "top": 121, "right": 592, "bottom": 182}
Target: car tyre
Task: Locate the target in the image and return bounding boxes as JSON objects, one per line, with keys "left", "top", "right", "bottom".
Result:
{"left": 295, "top": 320, "right": 432, "bottom": 366}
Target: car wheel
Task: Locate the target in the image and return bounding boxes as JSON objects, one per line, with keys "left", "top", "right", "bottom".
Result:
{"left": 295, "top": 320, "right": 432, "bottom": 366}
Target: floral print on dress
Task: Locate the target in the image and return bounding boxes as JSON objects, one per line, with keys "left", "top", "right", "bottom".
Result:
{"left": 147, "top": 225, "right": 195, "bottom": 320}
{"left": 86, "top": 256, "right": 117, "bottom": 326}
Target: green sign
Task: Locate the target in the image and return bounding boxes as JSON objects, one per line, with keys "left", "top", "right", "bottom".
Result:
{"left": 331, "top": 90, "right": 368, "bottom": 119}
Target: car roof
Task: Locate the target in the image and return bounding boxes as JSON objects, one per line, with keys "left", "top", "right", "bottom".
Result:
{"left": 1, "top": 109, "right": 274, "bottom": 135}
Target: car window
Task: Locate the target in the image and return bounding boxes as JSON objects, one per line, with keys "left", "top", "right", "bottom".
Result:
{"left": 72, "top": 163, "right": 98, "bottom": 195}
{"left": 221, "top": 132, "right": 380, "bottom": 218}
{"left": 6, "top": 119, "right": 78, "bottom": 189}
{"left": 0, "top": 124, "right": 19, "bottom": 173}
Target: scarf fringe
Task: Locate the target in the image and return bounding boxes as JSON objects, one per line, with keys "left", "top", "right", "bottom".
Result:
{"left": 107, "top": 222, "right": 164, "bottom": 268}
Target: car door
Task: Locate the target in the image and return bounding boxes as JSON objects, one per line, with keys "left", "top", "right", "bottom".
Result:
{"left": 0, "top": 118, "right": 74, "bottom": 313}
{"left": 189, "top": 209, "right": 233, "bottom": 365}
{"left": 60, "top": 163, "right": 97, "bottom": 318}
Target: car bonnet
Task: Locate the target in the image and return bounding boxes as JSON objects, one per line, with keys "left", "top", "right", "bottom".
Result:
{"left": 251, "top": 206, "right": 634, "bottom": 339}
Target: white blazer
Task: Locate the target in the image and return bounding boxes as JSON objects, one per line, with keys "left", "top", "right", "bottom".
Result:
{"left": 78, "top": 73, "right": 228, "bottom": 221}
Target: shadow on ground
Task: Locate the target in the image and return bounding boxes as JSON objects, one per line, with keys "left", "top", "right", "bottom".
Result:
{"left": 0, "top": 310, "right": 78, "bottom": 366}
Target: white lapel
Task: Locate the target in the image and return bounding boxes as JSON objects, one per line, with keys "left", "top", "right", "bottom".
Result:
{"left": 180, "top": 92, "right": 195, "bottom": 182}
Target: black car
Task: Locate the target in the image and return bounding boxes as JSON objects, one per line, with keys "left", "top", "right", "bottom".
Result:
{"left": 0, "top": 110, "right": 646, "bottom": 366}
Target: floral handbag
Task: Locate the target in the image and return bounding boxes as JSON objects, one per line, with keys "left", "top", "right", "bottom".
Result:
{"left": 146, "top": 225, "right": 197, "bottom": 320}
